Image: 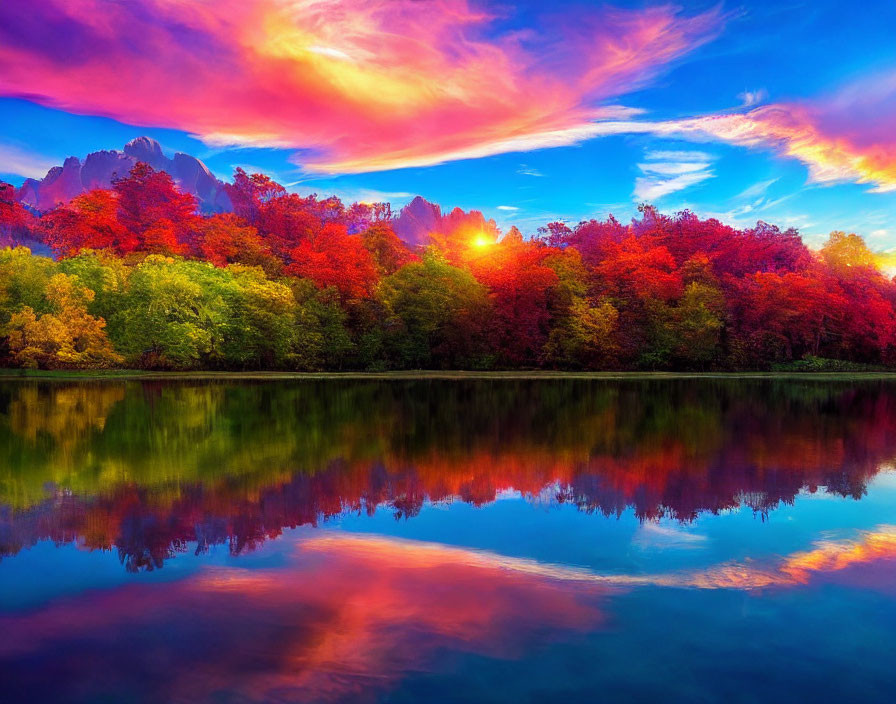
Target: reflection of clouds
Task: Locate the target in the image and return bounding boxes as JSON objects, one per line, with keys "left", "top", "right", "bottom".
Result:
{"left": 0, "top": 531, "right": 609, "bottom": 703}
{"left": 300, "top": 533, "right": 617, "bottom": 585}
{"left": 872, "top": 468, "right": 896, "bottom": 488}
{"left": 631, "top": 521, "right": 709, "bottom": 550}
{"left": 301, "top": 525, "right": 896, "bottom": 591}
{"left": 780, "top": 527, "right": 896, "bottom": 584}
{"left": 2, "top": 527, "right": 895, "bottom": 702}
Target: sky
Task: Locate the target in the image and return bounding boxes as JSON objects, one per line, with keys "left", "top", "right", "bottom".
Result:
{"left": 1, "top": 0, "right": 896, "bottom": 248}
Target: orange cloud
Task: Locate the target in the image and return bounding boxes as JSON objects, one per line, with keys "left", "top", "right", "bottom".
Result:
{"left": 304, "top": 526, "right": 896, "bottom": 591}
{"left": 606, "top": 71, "right": 896, "bottom": 193}
{"left": 677, "top": 105, "right": 896, "bottom": 193}
{"left": 0, "top": 0, "right": 721, "bottom": 173}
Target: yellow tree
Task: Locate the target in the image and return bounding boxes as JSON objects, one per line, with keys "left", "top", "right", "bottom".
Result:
{"left": 821, "top": 231, "right": 876, "bottom": 271}
{"left": 6, "top": 273, "right": 122, "bottom": 368}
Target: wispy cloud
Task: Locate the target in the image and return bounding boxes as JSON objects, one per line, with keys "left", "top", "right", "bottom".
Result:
{"left": 659, "top": 72, "right": 896, "bottom": 193}
{"left": 667, "top": 105, "right": 896, "bottom": 193}
{"left": 644, "top": 150, "right": 713, "bottom": 162}
{"left": 0, "top": 142, "right": 57, "bottom": 179}
{"left": 517, "top": 164, "right": 544, "bottom": 177}
{"left": 497, "top": 205, "right": 519, "bottom": 211}
{"left": 738, "top": 88, "right": 768, "bottom": 107}
{"left": 634, "top": 149, "right": 715, "bottom": 201}
{"left": 292, "top": 185, "right": 413, "bottom": 206}
{"left": 569, "top": 73, "right": 896, "bottom": 195}
{"left": 734, "top": 177, "right": 779, "bottom": 200}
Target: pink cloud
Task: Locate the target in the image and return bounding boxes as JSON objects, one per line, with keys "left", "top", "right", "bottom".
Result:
{"left": 621, "top": 71, "right": 896, "bottom": 193}
{"left": 0, "top": 0, "right": 722, "bottom": 173}
{"left": 678, "top": 103, "right": 896, "bottom": 193}
{"left": 564, "top": 75, "right": 896, "bottom": 194}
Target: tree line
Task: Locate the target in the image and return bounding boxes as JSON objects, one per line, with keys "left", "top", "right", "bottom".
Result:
{"left": 1, "top": 164, "right": 894, "bottom": 370}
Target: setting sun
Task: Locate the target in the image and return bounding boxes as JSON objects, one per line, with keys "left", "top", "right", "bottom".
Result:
{"left": 472, "top": 234, "right": 494, "bottom": 248}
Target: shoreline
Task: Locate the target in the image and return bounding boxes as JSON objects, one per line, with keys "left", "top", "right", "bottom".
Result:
{"left": 3, "top": 369, "right": 896, "bottom": 382}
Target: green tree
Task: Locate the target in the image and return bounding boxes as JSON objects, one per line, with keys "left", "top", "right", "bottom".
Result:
{"left": 58, "top": 249, "right": 129, "bottom": 322}
{"left": 542, "top": 298, "right": 618, "bottom": 368}
{"left": 673, "top": 281, "right": 725, "bottom": 368}
{"left": 542, "top": 250, "right": 618, "bottom": 368}
{"left": 0, "top": 247, "right": 57, "bottom": 325}
{"left": 289, "top": 279, "right": 353, "bottom": 370}
{"left": 378, "top": 252, "right": 491, "bottom": 368}
{"left": 108, "top": 255, "right": 219, "bottom": 368}
{"left": 220, "top": 266, "right": 297, "bottom": 368}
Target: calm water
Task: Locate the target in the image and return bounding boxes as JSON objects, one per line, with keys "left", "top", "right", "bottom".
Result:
{"left": 1, "top": 378, "right": 895, "bottom": 703}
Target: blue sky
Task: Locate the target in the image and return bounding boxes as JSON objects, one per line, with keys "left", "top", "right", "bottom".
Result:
{"left": 1, "top": 0, "right": 895, "bottom": 248}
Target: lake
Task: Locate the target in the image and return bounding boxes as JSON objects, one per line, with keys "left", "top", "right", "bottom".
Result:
{"left": 1, "top": 377, "right": 895, "bottom": 703}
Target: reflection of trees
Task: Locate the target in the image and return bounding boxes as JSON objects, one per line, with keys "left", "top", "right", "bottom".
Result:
{"left": 1, "top": 379, "right": 895, "bottom": 569}
{"left": 7, "top": 383, "right": 125, "bottom": 445}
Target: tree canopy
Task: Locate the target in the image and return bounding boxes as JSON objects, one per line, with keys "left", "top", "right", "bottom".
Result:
{"left": 2, "top": 164, "right": 895, "bottom": 371}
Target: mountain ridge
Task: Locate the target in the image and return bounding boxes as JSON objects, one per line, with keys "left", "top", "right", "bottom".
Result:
{"left": 10, "top": 138, "right": 498, "bottom": 249}
{"left": 16, "top": 137, "right": 231, "bottom": 213}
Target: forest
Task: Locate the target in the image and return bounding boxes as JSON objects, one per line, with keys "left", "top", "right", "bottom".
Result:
{"left": 1, "top": 163, "right": 895, "bottom": 371}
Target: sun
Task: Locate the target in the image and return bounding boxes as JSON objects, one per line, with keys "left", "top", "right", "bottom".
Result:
{"left": 472, "top": 235, "right": 494, "bottom": 248}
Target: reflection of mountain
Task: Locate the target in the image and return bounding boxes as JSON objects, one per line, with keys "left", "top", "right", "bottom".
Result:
{"left": 16, "top": 137, "right": 231, "bottom": 212}
{"left": 1, "top": 379, "right": 895, "bottom": 569}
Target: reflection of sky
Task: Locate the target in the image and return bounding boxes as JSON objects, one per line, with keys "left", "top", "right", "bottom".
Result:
{"left": 2, "top": 468, "right": 895, "bottom": 703}
{"left": 3, "top": 470, "right": 895, "bottom": 612}
{"left": 2, "top": 512, "right": 896, "bottom": 702}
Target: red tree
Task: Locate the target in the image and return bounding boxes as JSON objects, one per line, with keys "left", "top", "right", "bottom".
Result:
{"left": 1, "top": 182, "right": 31, "bottom": 231}
{"left": 362, "top": 222, "right": 415, "bottom": 275}
{"left": 287, "top": 223, "right": 378, "bottom": 300}
{"left": 469, "top": 233, "right": 559, "bottom": 365}
{"left": 194, "top": 213, "right": 275, "bottom": 271}
{"left": 113, "top": 163, "right": 199, "bottom": 255}
{"left": 38, "top": 190, "right": 135, "bottom": 256}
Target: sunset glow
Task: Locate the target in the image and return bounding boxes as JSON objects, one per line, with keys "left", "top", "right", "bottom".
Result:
{"left": 1, "top": 0, "right": 894, "bottom": 245}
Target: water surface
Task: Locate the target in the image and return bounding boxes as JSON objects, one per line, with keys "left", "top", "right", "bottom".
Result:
{"left": 1, "top": 378, "right": 895, "bottom": 702}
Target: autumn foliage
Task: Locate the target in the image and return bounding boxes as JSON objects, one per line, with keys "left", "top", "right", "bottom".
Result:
{"left": 2, "top": 163, "right": 896, "bottom": 370}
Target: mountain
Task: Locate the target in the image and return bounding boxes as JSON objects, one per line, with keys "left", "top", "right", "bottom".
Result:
{"left": 394, "top": 195, "right": 498, "bottom": 247}
{"left": 393, "top": 196, "right": 442, "bottom": 246}
{"left": 12, "top": 143, "right": 494, "bottom": 245}
{"left": 16, "top": 137, "right": 231, "bottom": 213}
